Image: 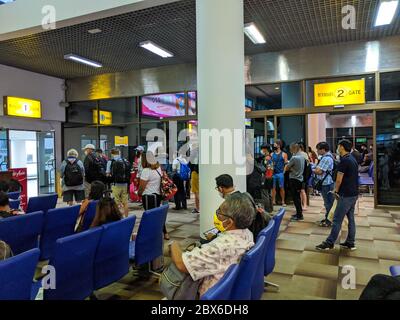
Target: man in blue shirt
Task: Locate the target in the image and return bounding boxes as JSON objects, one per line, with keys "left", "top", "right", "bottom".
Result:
{"left": 316, "top": 140, "right": 359, "bottom": 251}
{"left": 314, "top": 142, "right": 335, "bottom": 227}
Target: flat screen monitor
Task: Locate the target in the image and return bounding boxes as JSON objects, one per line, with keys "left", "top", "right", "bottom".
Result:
{"left": 141, "top": 93, "right": 185, "bottom": 118}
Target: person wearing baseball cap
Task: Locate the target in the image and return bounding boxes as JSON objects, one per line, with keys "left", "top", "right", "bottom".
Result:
{"left": 83, "top": 144, "right": 105, "bottom": 197}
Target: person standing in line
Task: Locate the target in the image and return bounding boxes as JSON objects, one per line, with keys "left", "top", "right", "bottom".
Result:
{"left": 308, "top": 146, "right": 318, "bottom": 164}
{"left": 284, "top": 143, "right": 305, "bottom": 222}
{"left": 83, "top": 144, "right": 106, "bottom": 198}
{"left": 316, "top": 139, "right": 359, "bottom": 251}
{"left": 271, "top": 140, "right": 288, "bottom": 207}
{"left": 138, "top": 151, "right": 170, "bottom": 240}
{"left": 106, "top": 148, "right": 131, "bottom": 218}
{"left": 60, "top": 149, "right": 85, "bottom": 206}
{"left": 96, "top": 148, "right": 108, "bottom": 172}
{"left": 298, "top": 142, "right": 310, "bottom": 211}
{"left": 314, "top": 142, "right": 335, "bottom": 227}
{"left": 189, "top": 147, "right": 200, "bottom": 214}
{"left": 172, "top": 152, "right": 189, "bottom": 210}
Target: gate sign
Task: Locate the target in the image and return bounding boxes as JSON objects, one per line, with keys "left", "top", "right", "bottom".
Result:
{"left": 4, "top": 96, "right": 42, "bottom": 118}
{"left": 115, "top": 136, "right": 128, "bottom": 146}
{"left": 10, "top": 168, "right": 28, "bottom": 212}
{"left": 314, "top": 79, "right": 366, "bottom": 107}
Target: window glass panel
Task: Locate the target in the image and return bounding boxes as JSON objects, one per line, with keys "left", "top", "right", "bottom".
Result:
{"left": 380, "top": 71, "right": 400, "bottom": 101}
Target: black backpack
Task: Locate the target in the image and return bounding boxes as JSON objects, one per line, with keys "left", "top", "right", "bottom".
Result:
{"left": 64, "top": 160, "right": 83, "bottom": 187}
{"left": 110, "top": 158, "right": 131, "bottom": 184}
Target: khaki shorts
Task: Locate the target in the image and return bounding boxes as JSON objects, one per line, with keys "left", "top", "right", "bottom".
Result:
{"left": 112, "top": 185, "right": 128, "bottom": 206}
{"left": 191, "top": 171, "right": 199, "bottom": 194}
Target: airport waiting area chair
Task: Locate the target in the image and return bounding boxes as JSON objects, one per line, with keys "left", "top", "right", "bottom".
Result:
{"left": 0, "top": 249, "right": 40, "bottom": 300}
{"left": 40, "top": 227, "right": 103, "bottom": 300}
{"left": 359, "top": 162, "right": 374, "bottom": 195}
{"left": 390, "top": 266, "right": 400, "bottom": 277}
{"left": 80, "top": 200, "right": 99, "bottom": 231}
{"left": 129, "top": 205, "right": 169, "bottom": 271}
{"left": 230, "top": 235, "right": 268, "bottom": 300}
{"left": 264, "top": 208, "right": 286, "bottom": 291}
{"left": 201, "top": 264, "right": 240, "bottom": 301}
{"left": 9, "top": 199, "right": 20, "bottom": 210}
{"left": 26, "top": 193, "right": 58, "bottom": 214}
{"left": 39, "top": 205, "right": 80, "bottom": 261}
{"left": 0, "top": 211, "right": 44, "bottom": 255}
{"left": 93, "top": 216, "right": 136, "bottom": 291}
{"left": 7, "top": 191, "right": 21, "bottom": 200}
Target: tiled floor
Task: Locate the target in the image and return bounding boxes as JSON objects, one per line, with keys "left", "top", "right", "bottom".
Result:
{"left": 93, "top": 195, "right": 400, "bottom": 300}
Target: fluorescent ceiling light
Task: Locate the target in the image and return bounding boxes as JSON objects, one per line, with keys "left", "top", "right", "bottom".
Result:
{"left": 64, "top": 54, "right": 103, "bottom": 68}
{"left": 244, "top": 23, "right": 266, "bottom": 44}
{"left": 88, "top": 28, "right": 102, "bottom": 34}
{"left": 139, "top": 41, "right": 173, "bottom": 58}
{"left": 375, "top": 0, "right": 399, "bottom": 26}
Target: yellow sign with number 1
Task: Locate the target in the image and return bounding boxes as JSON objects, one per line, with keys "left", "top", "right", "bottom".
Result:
{"left": 314, "top": 79, "right": 366, "bottom": 107}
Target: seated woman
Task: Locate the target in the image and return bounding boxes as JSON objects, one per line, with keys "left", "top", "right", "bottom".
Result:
{"left": 169, "top": 193, "right": 256, "bottom": 297}
{"left": 0, "top": 191, "right": 18, "bottom": 219}
{"left": 90, "top": 193, "right": 122, "bottom": 228}
{"left": 0, "top": 240, "right": 12, "bottom": 260}
{"left": 76, "top": 181, "right": 106, "bottom": 231}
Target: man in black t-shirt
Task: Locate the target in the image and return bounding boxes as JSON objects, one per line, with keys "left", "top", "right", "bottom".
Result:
{"left": 316, "top": 139, "right": 359, "bottom": 251}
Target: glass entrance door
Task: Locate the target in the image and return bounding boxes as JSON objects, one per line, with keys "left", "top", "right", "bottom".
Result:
{"left": 0, "top": 130, "right": 8, "bottom": 171}
{"left": 37, "top": 131, "right": 55, "bottom": 194}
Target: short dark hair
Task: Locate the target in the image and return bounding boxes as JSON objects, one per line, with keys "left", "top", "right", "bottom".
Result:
{"left": 0, "top": 181, "right": 9, "bottom": 193}
{"left": 261, "top": 144, "right": 272, "bottom": 153}
{"left": 95, "top": 149, "right": 103, "bottom": 153}
{"left": 338, "top": 139, "right": 352, "bottom": 152}
{"left": 215, "top": 174, "right": 234, "bottom": 188}
{"left": 89, "top": 181, "right": 106, "bottom": 200}
{"left": 316, "top": 142, "right": 330, "bottom": 152}
{"left": 297, "top": 141, "right": 306, "bottom": 151}
{"left": 0, "top": 191, "right": 9, "bottom": 207}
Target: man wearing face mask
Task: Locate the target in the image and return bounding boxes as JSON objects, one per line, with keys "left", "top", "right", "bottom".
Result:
{"left": 316, "top": 139, "right": 359, "bottom": 251}
{"left": 83, "top": 144, "right": 106, "bottom": 197}
{"left": 215, "top": 174, "right": 239, "bottom": 199}
{"left": 169, "top": 192, "right": 255, "bottom": 298}
{"left": 271, "top": 140, "right": 288, "bottom": 207}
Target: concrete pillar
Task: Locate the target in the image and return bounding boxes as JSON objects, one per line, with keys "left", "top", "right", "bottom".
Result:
{"left": 196, "top": 0, "right": 246, "bottom": 235}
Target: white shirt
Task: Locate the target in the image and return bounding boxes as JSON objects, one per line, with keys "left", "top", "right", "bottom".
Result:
{"left": 172, "top": 156, "right": 188, "bottom": 173}
{"left": 140, "top": 167, "right": 162, "bottom": 195}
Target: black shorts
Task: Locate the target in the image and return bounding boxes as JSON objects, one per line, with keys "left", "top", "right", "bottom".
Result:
{"left": 63, "top": 190, "right": 85, "bottom": 203}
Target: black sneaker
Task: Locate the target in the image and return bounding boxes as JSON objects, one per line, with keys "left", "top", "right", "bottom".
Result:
{"left": 290, "top": 215, "right": 304, "bottom": 222}
{"left": 318, "top": 219, "right": 332, "bottom": 228}
{"left": 340, "top": 242, "right": 357, "bottom": 251}
{"left": 316, "top": 241, "right": 334, "bottom": 251}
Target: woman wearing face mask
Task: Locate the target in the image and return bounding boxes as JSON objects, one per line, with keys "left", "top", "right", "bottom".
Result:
{"left": 168, "top": 192, "right": 255, "bottom": 298}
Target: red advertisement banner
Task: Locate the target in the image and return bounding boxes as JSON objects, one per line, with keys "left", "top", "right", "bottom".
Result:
{"left": 10, "top": 168, "right": 28, "bottom": 211}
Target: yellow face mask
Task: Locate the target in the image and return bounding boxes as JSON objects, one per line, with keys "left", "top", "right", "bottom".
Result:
{"left": 214, "top": 212, "right": 229, "bottom": 233}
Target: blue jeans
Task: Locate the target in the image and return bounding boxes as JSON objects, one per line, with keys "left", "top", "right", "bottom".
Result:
{"left": 321, "top": 183, "right": 334, "bottom": 220}
{"left": 326, "top": 196, "right": 358, "bottom": 246}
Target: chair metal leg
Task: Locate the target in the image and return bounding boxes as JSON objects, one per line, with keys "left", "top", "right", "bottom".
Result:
{"left": 264, "top": 280, "right": 280, "bottom": 292}
{"left": 148, "top": 263, "right": 162, "bottom": 278}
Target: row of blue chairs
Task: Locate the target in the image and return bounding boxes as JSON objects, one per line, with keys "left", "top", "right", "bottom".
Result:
{"left": 6, "top": 192, "right": 58, "bottom": 214}
{"left": 390, "top": 265, "right": 400, "bottom": 277}
{"left": 202, "top": 209, "right": 286, "bottom": 300}
{"left": 0, "top": 205, "right": 169, "bottom": 300}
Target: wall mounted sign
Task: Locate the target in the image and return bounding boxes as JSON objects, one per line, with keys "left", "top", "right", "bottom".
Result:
{"left": 314, "top": 79, "right": 366, "bottom": 107}
{"left": 92, "top": 110, "right": 112, "bottom": 125}
{"left": 4, "top": 96, "right": 42, "bottom": 118}
{"left": 115, "top": 136, "right": 128, "bottom": 146}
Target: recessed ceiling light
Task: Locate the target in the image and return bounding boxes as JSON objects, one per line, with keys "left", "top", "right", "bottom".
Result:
{"left": 375, "top": 0, "right": 399, "bottom": 26}
{"left": 139, "top": 41, "right": 173, "bottom": 58}
{"left": 275, "top": 87, "right": 280, "bottom": 90}
{"left": 64, "top": 54, "right": 103, "bottom": 68}
{"left": 244, "top": 23, "right": 266, "bottom": 44}
{"left": 88, "top": 28, "right": 102, "bottom": 34}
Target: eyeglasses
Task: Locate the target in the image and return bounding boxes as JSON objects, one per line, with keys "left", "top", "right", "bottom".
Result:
{"left": 216, "top": 208, "right": 231, "bottom": 219}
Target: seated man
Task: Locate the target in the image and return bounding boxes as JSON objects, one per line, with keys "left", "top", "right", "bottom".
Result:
{"left": 0, "top": 191, "right": 17, "bottom": 219}
{"left": 169, "top": 193, "right": 255, "bottom": 297}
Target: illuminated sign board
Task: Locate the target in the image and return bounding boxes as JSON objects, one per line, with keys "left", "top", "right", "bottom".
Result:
{"left": 4, "top": 96, "right": 42, "bottom": 119}
{"left": 93, "top": 110, "right": 112, "bottom": 125}
{"left": 115, "top": 136, "right": 128, "bottom": 146}
{"left": 314, "top": 79, "right": 366, "bottom": 107}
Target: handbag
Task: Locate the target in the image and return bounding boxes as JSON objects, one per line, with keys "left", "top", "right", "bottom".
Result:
{"left": 157, "top": 169, "right": 178, "bottom": 201}
{"left": 159, "top": 242, "right": 201, "bottom": 300}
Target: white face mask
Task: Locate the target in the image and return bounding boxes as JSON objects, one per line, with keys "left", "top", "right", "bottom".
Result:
{"left": 113, "top": 155, "right": 120, "bottom": 160}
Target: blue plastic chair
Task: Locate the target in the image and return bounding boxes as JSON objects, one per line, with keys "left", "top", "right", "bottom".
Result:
{"left": 43, "top": 227, "right": 102, "bottom": 300}
{"left": 7, "top": 191, "right": 21, "bottom": 200}
{"left": 0, "top": 248, "right": 40, "bottom": 300}
{"left": 9, "top": 199, "right": 20, "bottom": 210}
{"left": 201, "top": 264, "right": 240, "bottom": 300}
{"left": 80, "top": 200, "right": 99, "bottom": 231}
{"left": 390, "top": 265, "right": 400, "bottom": 277}
{"left": 263, "top": 208, "right": 286, "bottom": 291}
{"left": 39, "top": 205, "right": 80, "bottom": 261}
{"left": 252, "top": 220, "right": 275, "bottom": 300}
{"left": 230, "top": 235, "right": 268, "bottom": 300}
{"left": 129, "top": 205, "right": 168, "bottom": 266}
{"left": 26, "top": 194, "right": 58, "bottom": 214}
{"left": 0, "top": 211, "right": 44, "bottom": 255}
{"left": 94, "top": 216, "right": 136, "bottom": 290}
